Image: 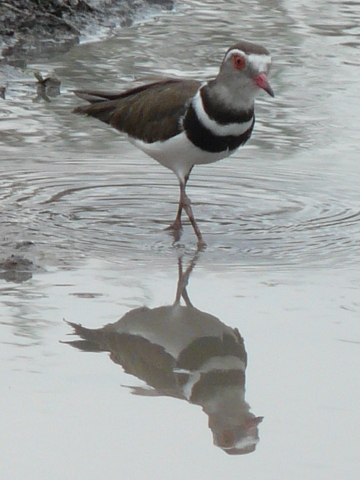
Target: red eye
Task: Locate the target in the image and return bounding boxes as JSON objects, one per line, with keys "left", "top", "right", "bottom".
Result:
{"left": 220, "top": 430, "right": 235, "bottom": 447}
{"left": 233, "top": 54, "right": 246, "bottom": 70}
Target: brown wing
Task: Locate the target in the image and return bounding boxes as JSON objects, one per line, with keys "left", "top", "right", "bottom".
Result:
{"left": 73, "top": 79, "right": 201, "bottom": 143}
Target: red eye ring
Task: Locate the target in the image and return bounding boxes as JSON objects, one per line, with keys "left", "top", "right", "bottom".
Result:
{"left": 233, "top": 54, "right": 246, "bottom": 70}
{"left": 220, "top": 430, "right": 235, "bottom": 447}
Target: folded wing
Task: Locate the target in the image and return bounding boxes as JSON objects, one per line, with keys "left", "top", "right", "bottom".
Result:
{"left": 73, "top": 79, "right": 201, "bottom": 143}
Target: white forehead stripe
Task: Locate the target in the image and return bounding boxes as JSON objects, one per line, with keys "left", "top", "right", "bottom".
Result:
{"left": 247, "top": 53, "right": 272, "bottom": 72}
{"left": 224, "top": 49, "right": 271, "bottom": 72}
{"left": 192, "top": 89, "right": 253, "bottom": 137}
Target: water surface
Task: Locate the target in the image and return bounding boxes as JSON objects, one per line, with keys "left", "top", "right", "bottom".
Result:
{"left": 1, "top": 0, "right": 360, "bottom": 479}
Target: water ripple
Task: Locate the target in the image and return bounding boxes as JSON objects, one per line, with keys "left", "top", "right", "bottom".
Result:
{"left": 1, "top": 154, "right": 360, "bottom": 269}
{"left": 2, "top": 0, "right": 360, "bottom": 270}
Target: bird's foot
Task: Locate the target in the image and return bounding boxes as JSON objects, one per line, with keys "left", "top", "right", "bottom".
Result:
{"left": 164, "top": 220, "right": 182, "bottom": 243}
{"left": 164, "top": 221, "right": 182, "bottom": 232}
{"left": 196, "top": 237, "right": 207, "bottom": 251}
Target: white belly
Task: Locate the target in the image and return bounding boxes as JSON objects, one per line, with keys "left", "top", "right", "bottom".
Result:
{"left": 129, "top": 132, "right": 234, "bottom": 182}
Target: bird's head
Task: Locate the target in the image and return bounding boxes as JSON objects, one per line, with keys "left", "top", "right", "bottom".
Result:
{"left": 214, "top": 40, "right": 274, "bottom": 110}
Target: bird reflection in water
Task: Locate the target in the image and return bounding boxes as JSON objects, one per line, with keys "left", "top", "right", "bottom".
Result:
{"left": 65, "top": 251, "right": 263, "bottom": 455}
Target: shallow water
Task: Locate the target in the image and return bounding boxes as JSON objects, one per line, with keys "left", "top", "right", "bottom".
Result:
{"left": 1, "top": 0, "right": 360, "bottom": 478}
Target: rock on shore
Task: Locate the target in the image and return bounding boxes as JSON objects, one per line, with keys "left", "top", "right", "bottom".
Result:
{"left": 0, "top": 0, "right": 173, "bottom": 66}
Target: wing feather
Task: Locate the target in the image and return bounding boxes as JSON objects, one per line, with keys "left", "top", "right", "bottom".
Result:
{"left": 73, "top": 79, "right": 201, "bottom": 142}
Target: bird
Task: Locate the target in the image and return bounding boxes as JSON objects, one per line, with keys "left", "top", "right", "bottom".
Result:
{"left": 64, "top": 253, "right": 264, "bottom": 455}
{"left": 73, "top": 40, "right": 274, "bottom": 248}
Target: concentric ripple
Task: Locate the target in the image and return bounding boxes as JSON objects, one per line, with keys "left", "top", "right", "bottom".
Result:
{"left": 2, "top": 0, "right": 360, "bottom": 270}
{"left": 1, "top": 150, "right": 360, "bottom": 270}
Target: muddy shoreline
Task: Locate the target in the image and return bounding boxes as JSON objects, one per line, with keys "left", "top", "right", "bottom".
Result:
{"left": 0, "top": 0, "right": 173, "bottom": 280}
{"left": 0, "top": 0, "right": 173, "bottom": 67}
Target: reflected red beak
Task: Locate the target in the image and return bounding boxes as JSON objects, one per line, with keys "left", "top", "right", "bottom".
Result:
{"left": 254, "top": 73, "right": 274, "bottom": 97}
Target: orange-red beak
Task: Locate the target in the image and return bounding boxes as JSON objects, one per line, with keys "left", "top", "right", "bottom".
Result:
{"left": 254, "top": 73, "right": 274, "bottom": 97}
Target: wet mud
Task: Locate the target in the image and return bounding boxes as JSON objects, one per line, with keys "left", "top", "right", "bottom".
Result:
{"left": 0, "top": 0, "right": 173, "bottom": 68}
